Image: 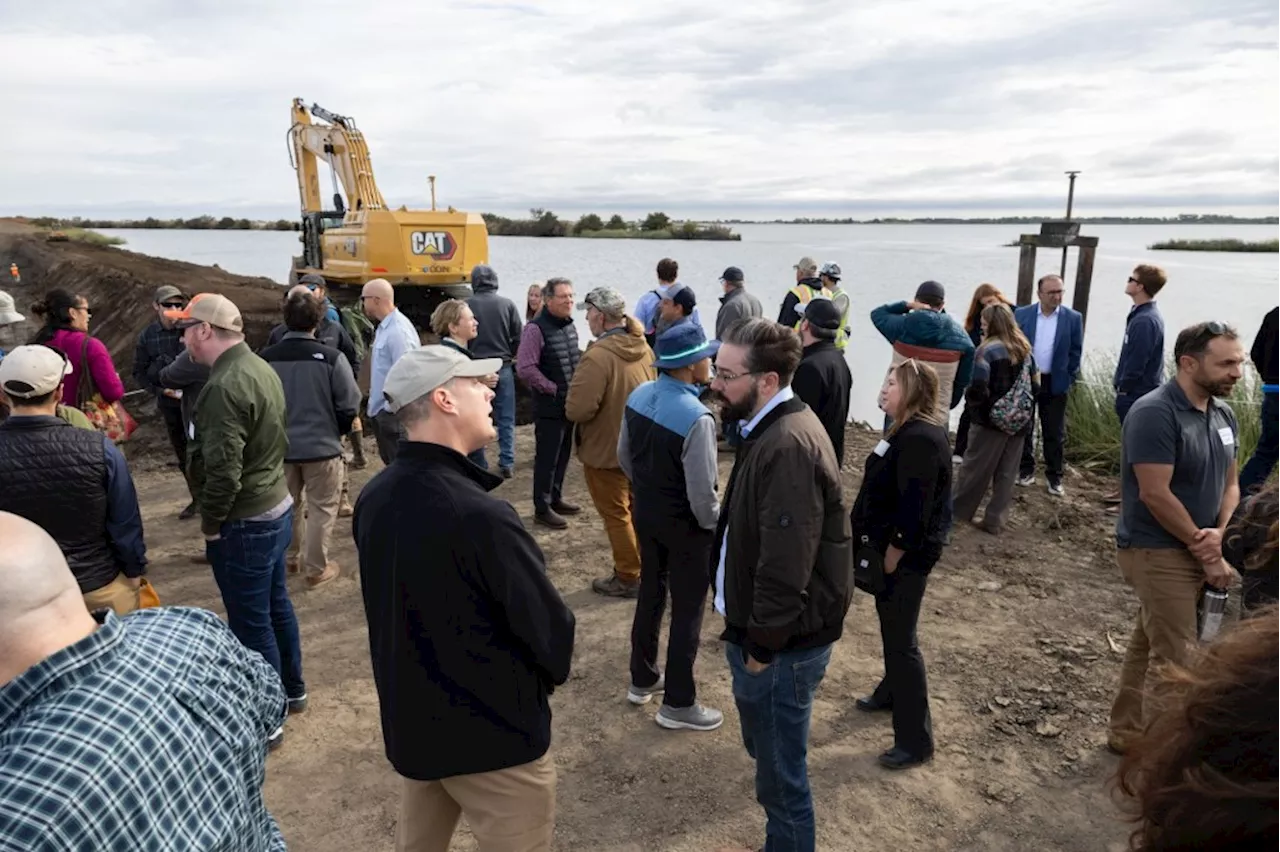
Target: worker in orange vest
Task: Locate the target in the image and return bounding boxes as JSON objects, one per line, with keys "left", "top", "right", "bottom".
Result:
{"left": 8, "top": 264, "right": 18, "bottom": 285}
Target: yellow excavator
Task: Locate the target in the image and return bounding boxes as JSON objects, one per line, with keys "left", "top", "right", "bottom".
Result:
{"left": 287, "top": 98, "right": 489, "bottom": 328}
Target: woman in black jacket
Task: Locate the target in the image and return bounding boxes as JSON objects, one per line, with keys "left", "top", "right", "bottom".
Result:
{"left": 850, "top": 358, "right": 952, "bottom": 770}
{"left": 953, "top": 303, "right": 1038, "bottom": 534}
{"left": 953, "top": 283, "right": 1013, "bottom": 460}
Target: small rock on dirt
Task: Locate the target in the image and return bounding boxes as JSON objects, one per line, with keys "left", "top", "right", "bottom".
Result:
{"left": 977, "top": 581, "right": 1004, "bottom": 592}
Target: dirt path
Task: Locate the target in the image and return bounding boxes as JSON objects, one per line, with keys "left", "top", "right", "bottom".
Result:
{"left": 129, "top": 421, "right": 1136, "bottom": 851}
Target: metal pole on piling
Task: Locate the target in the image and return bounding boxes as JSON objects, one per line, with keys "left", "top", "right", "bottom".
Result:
{"left": 1060, "top": 171, "right": 1080, "bottom": 278}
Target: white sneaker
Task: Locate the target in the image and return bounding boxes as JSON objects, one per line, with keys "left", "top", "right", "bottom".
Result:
{"left": 626, "top": 675, "right": 665, "bottom": 706}
{"left": 1016, "top": 475, "right": 1035, "bottom": 487}
{"left": 951, "top": 454, "right": 964, "bottom": 465}
{"left": 1047, "top": 482, "right": 1065, "bottom": 497}
{"left": 655, "top": 703, "right": 724, "bottom": 731}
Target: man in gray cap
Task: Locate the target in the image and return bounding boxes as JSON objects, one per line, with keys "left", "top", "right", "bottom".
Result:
{"left": 354, "top": 345, "right": 575, "bottom": 851}
{"left": 133, "top": 285, "right": 197, "bottom": 518}
{"left": 466, "top": 264, "right": 523, "bottom": 477}
{"left": 777, "top": 256, "right": 830, "bottom": 329}
{"left": 566, "top": 287, "right": 654, "bottom": 598}
{"left": 714, "top": 267, "right": 762, "bottom": 342}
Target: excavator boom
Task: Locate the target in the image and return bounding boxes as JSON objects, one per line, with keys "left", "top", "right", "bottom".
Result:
{"left": 286, "top": 97, "right": 489, "bottom": 330}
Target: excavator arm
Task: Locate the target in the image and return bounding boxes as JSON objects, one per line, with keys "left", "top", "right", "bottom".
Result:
{"left": 288, "top": 98, "right": 388, "bottom": 215}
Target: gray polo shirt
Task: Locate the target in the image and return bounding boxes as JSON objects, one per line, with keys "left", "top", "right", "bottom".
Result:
{"left": 1116, "top": 379, "right": 1238, "bottom": 549}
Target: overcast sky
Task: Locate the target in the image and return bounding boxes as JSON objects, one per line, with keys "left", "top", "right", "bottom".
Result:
{"left": 2, "top": 0, "right": 1276, "bottom": 219}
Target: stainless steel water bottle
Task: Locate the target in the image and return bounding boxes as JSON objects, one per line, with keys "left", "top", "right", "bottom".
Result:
{"left": 1198, "top": 585, "right": 1229, "bottom": 643}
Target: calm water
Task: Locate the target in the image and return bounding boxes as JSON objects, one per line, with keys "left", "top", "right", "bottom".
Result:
{"left": 100, "top": 224, "right": 1279, "bottom": 422}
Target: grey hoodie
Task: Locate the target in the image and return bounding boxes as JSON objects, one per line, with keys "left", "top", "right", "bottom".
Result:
{"left": 466, "top": 265, "right": 523, "bottom": 365}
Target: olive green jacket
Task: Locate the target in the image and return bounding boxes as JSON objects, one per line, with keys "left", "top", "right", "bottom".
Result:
{"left": 189, "top": 342, "right": 289, "bottom": 536}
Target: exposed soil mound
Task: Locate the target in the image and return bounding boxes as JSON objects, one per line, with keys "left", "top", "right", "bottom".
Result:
{"left": 0, "top": 222, "right": 284, "bottom": 375}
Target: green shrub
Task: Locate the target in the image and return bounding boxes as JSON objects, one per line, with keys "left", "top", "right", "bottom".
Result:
{"left": 1065, "top": 354, "right": 1262, "bottom": 473}
{"left": 1148, "top": 239, "right": 1278, "bottom": 252}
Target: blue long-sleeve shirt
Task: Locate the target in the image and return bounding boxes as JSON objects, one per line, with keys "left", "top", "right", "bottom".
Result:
{"left": 1113, "top": 301, "right": 1164, "bottom": 397}
{"left": 103, "top": 436, "right": 148, "bottom": 577}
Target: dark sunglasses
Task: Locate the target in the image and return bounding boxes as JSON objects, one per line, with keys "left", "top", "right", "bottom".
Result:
{"left": 161, "top": 300, "right": 187, "bottom": 309}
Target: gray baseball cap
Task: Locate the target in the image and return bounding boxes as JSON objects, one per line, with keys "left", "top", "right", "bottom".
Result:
{"left": 382, "top": 345, "right": 502, "bottom": 414}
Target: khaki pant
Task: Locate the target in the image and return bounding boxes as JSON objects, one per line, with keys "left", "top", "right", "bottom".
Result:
{"left": 285, "top": 457, "right": 345, "bottom": 577}
{"left": 582, "top": 465, "right": 641, "bottom": 583}
{"left": 82, "top": 573, "right": 139, "bottom": 616}
{"left": 1108, "top": 547, "right": 1204, "bottom": 750}
{"left": 953, "top": 424, "right": 1025, "bottom": 533}
{"left": 396, "top": 754, "right": 556, "bottom": 852}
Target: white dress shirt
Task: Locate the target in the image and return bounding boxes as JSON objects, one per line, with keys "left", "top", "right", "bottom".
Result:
{"left": 1033, "top": 305, "right": 1060, "bottom": 376}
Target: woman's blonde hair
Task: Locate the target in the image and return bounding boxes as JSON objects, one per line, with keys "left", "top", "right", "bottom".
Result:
{"left": 980, "top": 303, "right": 1032, "bottom": 365}
{"left": 887, "top": 359, "right": 944, "bottom": 435}
{"left": 430, "top": 299, "right": 470, "bottom": 337}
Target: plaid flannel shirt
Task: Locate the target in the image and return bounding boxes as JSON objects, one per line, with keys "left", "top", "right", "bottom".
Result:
{"left": 0, "top": 608, "right": 287, "bottom": 851}
{"left": 132, "top": 319, "right": 187, "bottom": 398}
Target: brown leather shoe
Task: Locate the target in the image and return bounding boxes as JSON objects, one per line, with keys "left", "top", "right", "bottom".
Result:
{"left": 550, "top": 500, "right": 581, "bottom": 515}
{"left": 592, "top": 575, "right": 639, "bottom": 598}
{"left": 535, "top": 509, "right": 568, "bottom": 529}
{"left": 307, "top": 563, "right": 340, "bottom": 589}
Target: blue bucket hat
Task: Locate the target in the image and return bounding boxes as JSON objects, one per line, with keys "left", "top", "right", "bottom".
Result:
{"left": 653, "top": 321, "right": 719, "bottom": 370}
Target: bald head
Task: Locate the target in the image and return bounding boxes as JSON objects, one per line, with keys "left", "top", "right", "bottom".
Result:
{"left": 361, "top": 278, "right": 396, "bottom": 321}
{"left": 0, "top": 513, "right": 98, "bottom": 684}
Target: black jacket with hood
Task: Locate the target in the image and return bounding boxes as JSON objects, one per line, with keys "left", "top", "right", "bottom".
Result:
{"left": 466, "top": 265, "right": 523, "bottom": 365}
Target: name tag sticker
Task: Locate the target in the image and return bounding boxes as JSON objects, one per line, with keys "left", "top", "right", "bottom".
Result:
{"left": 188, "top": 422, "right": 196, "bottom": 440}
{"left": 1219, "top": 426, "right": 1234, "bottom": 445}
{"left": 873, "top": 439, "right": 891, "bottom": 457}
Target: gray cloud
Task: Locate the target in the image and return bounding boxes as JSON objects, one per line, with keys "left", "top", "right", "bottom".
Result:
{"left": 0, "top": 0, "right": 1275, "bottom": 217}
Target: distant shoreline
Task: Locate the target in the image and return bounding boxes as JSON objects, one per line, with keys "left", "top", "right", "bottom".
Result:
{"left": 1148, "top": 238, "right": 1278, "bottom": 253}
{"left": 13, "top": 213, "right": 1278, "bottom": 230}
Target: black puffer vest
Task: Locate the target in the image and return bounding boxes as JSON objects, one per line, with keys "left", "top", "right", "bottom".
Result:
{"left": 0, "top": 416, "right": 116, "bottom": 593}
{"left": 532, "top": 309, "right": 581, "bottom": 418}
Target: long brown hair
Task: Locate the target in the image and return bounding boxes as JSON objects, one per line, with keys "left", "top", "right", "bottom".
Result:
{"left": 1229, "top": 482, "right": 1278, "bottom": 571}
{"left": 1114, "top": 610, "right": 1278, "bottom": 850}
{"left": 980, "top": 303, "right": 1032, "bottom": 365}
{"left": 886, "top": 359, "right": 943, "bottom": 436}
{"left": 964, "top": 283, "right": 1012, "bottom": 333}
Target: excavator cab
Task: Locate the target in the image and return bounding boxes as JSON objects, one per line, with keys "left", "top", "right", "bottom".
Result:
{"left": 287, "top": 98, "right": 489, "bottom": 328}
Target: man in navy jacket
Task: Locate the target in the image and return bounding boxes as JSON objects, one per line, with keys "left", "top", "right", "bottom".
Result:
{"left": 1112, "top": 265, "right": 1167, "bottom": 422}
{"left": 1015, "top": 274, "right": 1083, "bottom": 496}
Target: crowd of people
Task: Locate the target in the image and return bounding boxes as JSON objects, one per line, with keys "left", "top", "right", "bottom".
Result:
{"left": 0, "top": 251, "right": 1275, "bottom": 851}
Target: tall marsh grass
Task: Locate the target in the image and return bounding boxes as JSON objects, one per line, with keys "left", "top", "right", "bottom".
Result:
{"left": 1065, "top": 354, "right": 1262, "bottom": 473}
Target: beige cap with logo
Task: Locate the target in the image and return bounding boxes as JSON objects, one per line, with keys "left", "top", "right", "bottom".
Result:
{"left": 164, "top": 293, "right": 243, "bottom": 332}
{"left": 0, "top": 345, "right": 72, "bottom": 398}
{"left": 382, "top": 346, "right": 501, "bottom": 414}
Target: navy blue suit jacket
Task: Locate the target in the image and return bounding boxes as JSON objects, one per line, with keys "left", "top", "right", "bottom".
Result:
{"left": 1015, "top": 303, "right": 1083, "bottom": 396}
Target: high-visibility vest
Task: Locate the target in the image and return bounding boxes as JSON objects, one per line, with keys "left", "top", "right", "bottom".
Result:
{"left": 789, "top": 283, "right": 832, "bottom": 328}
{"left": 829, "top": 286, "right": 852, "bottom": 350}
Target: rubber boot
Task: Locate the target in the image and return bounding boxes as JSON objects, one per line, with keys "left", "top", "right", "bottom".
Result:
{"left": 348, "top": 427, "right": 368, "bottom": 469}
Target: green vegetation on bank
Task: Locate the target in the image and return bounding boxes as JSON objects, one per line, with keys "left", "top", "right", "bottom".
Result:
{"left": 1065, "top": 355, "right": 1261, "bottom": 473}
{"left": 54, "top": 228, "right": 127, "bottom": 246}
{"left": 25, "top": 215, "right": 300, "bottom": 231}
{"left": 1147, "top": 238, "right": 1278, "bottom": 252}
{"left": 482, "top": 209, "right": 740, "bottom": 241}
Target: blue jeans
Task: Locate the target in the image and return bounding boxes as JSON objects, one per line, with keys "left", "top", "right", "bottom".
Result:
{"left": 469, "top": 365, "right": 516, "bottom": 470}
{"left": 727, "top": 642, "right": 832, "bottom": 852}
{"left": 1240, "top": 392, "right": 1278, "bottom": 495}
{"left": 207, "top": 514, "right": 305, "bottom": 699}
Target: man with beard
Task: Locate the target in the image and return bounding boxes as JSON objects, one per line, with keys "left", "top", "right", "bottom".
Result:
{"left": 709, "top": 317, "right": 852, "bottom": 852}
{"left": 1108, "top": 322, "right": 1244, "bottom": 756}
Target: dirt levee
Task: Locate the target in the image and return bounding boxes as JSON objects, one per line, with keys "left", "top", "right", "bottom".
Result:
{"left": 0, "top": 222, "right": 284, "bottom": 378}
